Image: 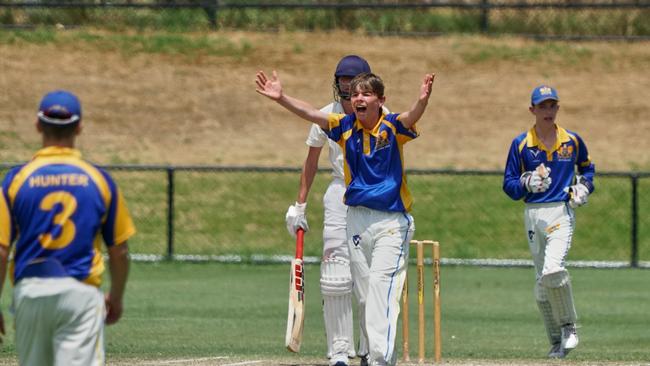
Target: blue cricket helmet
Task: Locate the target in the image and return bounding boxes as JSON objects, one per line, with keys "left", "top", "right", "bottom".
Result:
{"left": 334, "top": 55, "right": 371, "bottom": 78}
{"left": 333, "top": 55, "right": 371, "bottom": 101}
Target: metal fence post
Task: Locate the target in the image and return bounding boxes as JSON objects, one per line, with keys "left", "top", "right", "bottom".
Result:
{"left": 480, "top": 0, "right": 489, "bottom": 33}
{"left": 167, "top": 167, "right": 175, "bottom": 260}
{"left": 630, "top": 174, "right": 639, "bottom": 268}
{"left": 203, "top": 0, "right": 218, "bottom": 30}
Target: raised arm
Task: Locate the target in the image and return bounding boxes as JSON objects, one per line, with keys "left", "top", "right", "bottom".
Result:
{"left": 255, "top": 70, "right": 330, "bottom": 130}
{"left": 398, "top": 73, "right": 435, "bottom": 129}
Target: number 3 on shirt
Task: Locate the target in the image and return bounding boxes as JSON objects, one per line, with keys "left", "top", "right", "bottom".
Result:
{"left": 39, "top": 191, "right": 78, "bottom": 249}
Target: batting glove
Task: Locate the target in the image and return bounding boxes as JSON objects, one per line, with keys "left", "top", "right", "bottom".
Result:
{"left": 564, "top": 177, "right": 590, "bottom": 208}
{"left": 521, "top": 164, "right": 552, "bottom": 193}
{"left": 285, "top": 202, "right": 309, "bottom": 238}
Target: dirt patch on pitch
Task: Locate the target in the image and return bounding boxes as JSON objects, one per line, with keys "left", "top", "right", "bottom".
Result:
{"left": 1, "top": 31, "right": 649, "bottom": 170}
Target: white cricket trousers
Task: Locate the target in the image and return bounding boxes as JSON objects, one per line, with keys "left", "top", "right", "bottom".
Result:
{"left": 524, "top": 202, "right": 575, "bottom": 278}
{"left": 13, "top": 277, "right": 105, "bottom": 366}
{"left": 347, "top": 206, "right": 414, "bottom": 366}
{"left": 525, "top": 201, "right": 579, "bottom": 329}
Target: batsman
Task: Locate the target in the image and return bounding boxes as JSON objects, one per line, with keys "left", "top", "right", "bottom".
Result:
{"left": 503, "top": 85, "right": 595, "bottom": 358}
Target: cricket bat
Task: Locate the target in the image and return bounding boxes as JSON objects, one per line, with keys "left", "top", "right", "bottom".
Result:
{"left": 285, "top": 228, "right": 305, "bottom": 353}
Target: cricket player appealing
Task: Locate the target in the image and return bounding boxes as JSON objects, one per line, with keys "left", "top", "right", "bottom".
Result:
{"left": 285, "top": 55, "right": 387, "bottom": 366}
{"left": 257, "top": 70, "right": 434, "bottom": 366}
{"left": 503, "top": 85, "right": 595, "bottom": 359}
{"left": 0, "top": 90, "right": 136, "bottom": 365}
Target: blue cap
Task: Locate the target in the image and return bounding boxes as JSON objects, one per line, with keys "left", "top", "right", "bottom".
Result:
{"left": 334, "top": 55, "right": 371, "bottom": 78}
{"left": 531, "top": 85, "right": 559, "bottom": 106}
{"left": 38, "top": 90, "right": 81, "bottom": 125}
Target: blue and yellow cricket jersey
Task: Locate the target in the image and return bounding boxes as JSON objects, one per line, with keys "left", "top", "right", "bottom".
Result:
{"left": 326, "top": 113, "right": 418, "bottom": 212}
{"left": 0, "top": 147, "right": 136, "bottom": 286}
{"left": 503, "top": 125, "right": 595, "bottom": 203}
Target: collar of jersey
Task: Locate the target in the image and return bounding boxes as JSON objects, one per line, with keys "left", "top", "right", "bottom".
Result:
{"left": 354, "top": 112, "right": 387, "bottom": 133}
{"left": 32, "top": 146, "right": 82, "bottom": 159}
{"left": 526, "top": 125, "right": 571, "bottom": 153}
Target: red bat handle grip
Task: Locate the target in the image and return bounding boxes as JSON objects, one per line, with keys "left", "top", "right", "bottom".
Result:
{"left": 295, "top": 228, "right": 305, "bottom": 259}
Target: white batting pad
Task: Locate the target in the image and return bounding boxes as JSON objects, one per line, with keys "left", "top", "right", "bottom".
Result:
{"left": 535, "top": 283, "right": 561, "bottom": 345}
{"left": 541, "top": 270, "right": 577, "bottom": 325}
{"left": 321, "top": 259, "right": 355, "bottom": 360}
{"left": 537, "top": 300, "right": 562, "bottom": 345}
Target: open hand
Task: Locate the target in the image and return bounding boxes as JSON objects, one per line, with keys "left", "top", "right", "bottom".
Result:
{"left": 255, "top": 70, "right": 283, "bottom": 100}
{"left": 419, "top": 73, "right": 435, "bottom": 102}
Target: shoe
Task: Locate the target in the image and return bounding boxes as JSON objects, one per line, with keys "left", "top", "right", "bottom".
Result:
{"left": 359, "top": 354, "right": 369, "bottom": 366}
{"left": 561, "top": 323, "right": 579, "bottom": 350}
{"left": 547, "top": 343, "right": 565, "bottom": 359}
{"left": 331, "top": 353, "right": 348, "bottom": 366}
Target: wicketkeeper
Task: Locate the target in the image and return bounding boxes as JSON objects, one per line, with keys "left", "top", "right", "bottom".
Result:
{"left": 503, "top": 85, "right": 595, "bottom": 359}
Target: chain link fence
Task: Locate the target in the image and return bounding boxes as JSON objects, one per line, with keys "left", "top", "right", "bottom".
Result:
{"left": 103, "top": 167, "right": 650, "bottom": 267}
{"left": 4, "top": 164, "right": 646, "bottom": 266}
{"left": 1, "top": 0, "right": 648, "bottom": 39}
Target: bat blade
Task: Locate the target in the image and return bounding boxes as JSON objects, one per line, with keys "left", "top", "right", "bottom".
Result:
{"left": 285, "top": 228, "right": 305, "bottom": 352}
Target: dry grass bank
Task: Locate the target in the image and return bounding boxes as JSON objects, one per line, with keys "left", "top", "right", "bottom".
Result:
{"left": 1, "top": 31, "right": 648, "bottom": 170}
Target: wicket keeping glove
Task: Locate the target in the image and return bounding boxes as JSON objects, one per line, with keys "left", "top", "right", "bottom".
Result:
{"left": 520, "top": 164, "right": 552, "bottom": 193}
{"left": 285, "top": 202, "right": 309, "bottom": 238}
{"left": 564, "top": 176, "right": 590, "bottom": 208}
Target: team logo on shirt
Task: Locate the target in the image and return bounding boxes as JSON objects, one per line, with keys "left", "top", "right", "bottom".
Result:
{"left": 352, "top": 235, "right": 361, "bottom": 247}
{"left": 557, "top": 144, "right": 574, "bottom": 161}
{"left": 528, "top": 148, "right": 543, "bottom": 164}
{"left": 375, "top": 130, "right": 390, "bottom": 151}
{"left": 529, "top": 149, "right": 541, "bottom": 159}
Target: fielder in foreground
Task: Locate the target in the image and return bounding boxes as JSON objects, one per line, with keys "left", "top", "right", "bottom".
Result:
{"left": 284, "top": 55, "right": 388, "bottom": 366}
{"left": 257, "top": 70, "right": 434, "bottom": 366}
{"left": 503, "top": 85, "right": 595, "bottom": 358}
{"left": 0, "top": 90, "right": 136, "bottom": 365}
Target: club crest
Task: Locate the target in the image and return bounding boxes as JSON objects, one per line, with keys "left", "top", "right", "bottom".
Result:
{"left": 557, "top": 144, "right": 574, "bottom": 160}
{"left": 375, "top": 130, "right": 390, "bottom": 151}
{"left": 539, "top": 86, "right": 553, "bottom": 96}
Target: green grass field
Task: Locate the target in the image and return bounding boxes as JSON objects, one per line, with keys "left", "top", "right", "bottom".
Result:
{"left": 1, "top": 262, "right": 647, "bottom": 364}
